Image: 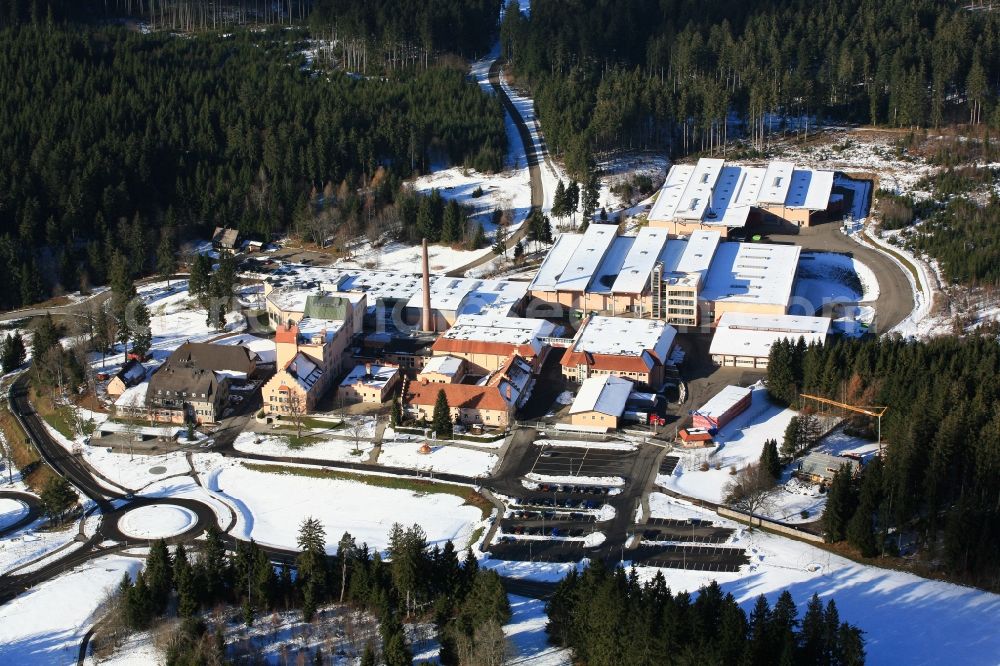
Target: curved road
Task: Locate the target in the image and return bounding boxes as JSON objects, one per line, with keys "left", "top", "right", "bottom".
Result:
{"left": 446, "top": 57, "right": 543, "bottom": 277}
{"left": 771, "top": 223, "right": 914, "bottom": 333}
{"left": 1, "top": 373, "right": 556, "bottom": 615}
{"left": 0, "top": 490, "right": 42, "bottom": 538}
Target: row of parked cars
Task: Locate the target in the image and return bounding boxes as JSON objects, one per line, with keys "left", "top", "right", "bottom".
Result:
{"left": 536, "top": 483, "right": 611, "bottom": 495}
{"left": 501, "top": 526, "right": 588, "bottom": 538}
{"left": 514, "top": 497, "right": 602, "bottom": 510}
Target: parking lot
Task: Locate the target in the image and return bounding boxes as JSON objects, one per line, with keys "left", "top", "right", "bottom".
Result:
{"left": 487, "top": 539, "right": 593, "bottom": 563}
{"left": 528, "top": 444, "right": 636, "bottom": 480}
{"left": 630, "top": 544, "right": 750, "bottom": 572}
{"left": 499, "top": 521, "right": 595, "bottom": 537}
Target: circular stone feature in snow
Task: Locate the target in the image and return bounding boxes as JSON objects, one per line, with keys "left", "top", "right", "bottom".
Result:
{"left": 0, "top": 498, "right": 29, "bottom": 530}
{"left": 118, "top": 505, "right": 198, "bottom": 539}
{"left": 148, "top": 466, "right": 168, "bottom": 475}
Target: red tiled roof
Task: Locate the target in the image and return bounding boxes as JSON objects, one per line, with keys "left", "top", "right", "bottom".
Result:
{"left": 405, "top": 380, "right": 511, "bottom": 412}
{"left": 431, "top": 337, "right": 537, "bottom": 358}
{"left": 560, "top": 350, "right": 653, "bottom": 373}
{"left": 275, "top": 323, "right": 299, "bottom": 344}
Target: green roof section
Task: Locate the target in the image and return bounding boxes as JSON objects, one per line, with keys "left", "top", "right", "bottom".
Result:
{"left": 304, "top": 294, "right": 350, "bottom": 321}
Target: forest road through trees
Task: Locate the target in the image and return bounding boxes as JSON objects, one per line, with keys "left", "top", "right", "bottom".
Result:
{"left": 446, "top": 57, "right": 543, "bottom": 277}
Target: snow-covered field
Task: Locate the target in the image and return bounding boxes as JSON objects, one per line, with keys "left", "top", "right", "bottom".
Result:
{"left": 0, "top": 522, "right": 80, "bottom": 575}
{"left": 505, "top": 595, "right": 572, "bottom": 666}
{"left": 206, "top": 462, "right": 483, "bottom": 554}
{"left": 659, "top": 385, "right": 797, "bottom": 504}
{"left": 0, "top": 555, "right": 142, "bottom": 666}
{"left": 377, "top": 441, "right": 497, "bottom": 477}
{"left": 233, "top": 431, "right": 372, "bottom": 463}
{"left": 0, "top": 497, "right": 28, "bottom": 529}
{"left": 647, "top": 492, "right": 722, "bottom": 523}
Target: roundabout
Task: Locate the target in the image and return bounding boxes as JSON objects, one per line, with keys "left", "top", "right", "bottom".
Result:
{"left": 117, "top": 504, "right": 199, "bottom": 540}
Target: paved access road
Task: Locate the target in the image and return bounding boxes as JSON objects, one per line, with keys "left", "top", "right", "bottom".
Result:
{"left": 445, "top": 58, "right": 543, "bottom": 277}
{"left": 770, "top": 223, "right": 914, "bottom": 333}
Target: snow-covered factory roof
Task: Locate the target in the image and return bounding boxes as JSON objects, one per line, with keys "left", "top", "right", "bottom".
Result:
{"left": 700, "top": 242, "right": 801, "bottom": 308}
{"left": 590, "top": 235, "right": 635, "bottom": 294}
{"left": 656, "top": 230, "right": 721, "bottom": 288}
{"left": 648, "top": 158, "right": 835, "bottom": 226}
{"left": 610, "top": 227, "right": 670, "bottom": 294}
{"left": 710, "top": 312, "right": 831, "bottom": 359}
{"left": 555, "top": 224, "right": 618, "bottom": 292}
{"left": 571, "top": 315, "right": 676, "bottom": 361}
{"left": 533, "top": 227, "right": 724, "bottom": 296}
{"left": 696, "top": 385, "right": 752, "bottom": 420}
{"left": 647, "top": 164, "right": 695, "bottom": 223}
{"left": 437, "top": 314, "right": 556, "bottom": 351}
{"left": 265, "top": 265, "right": 525, "bottom": 318}
{"left": 570, "top": 375, "right": 634, "bottom": 417}
{"left": 783, "top": 169, "right": 835, "bottom": 210}
{"left": 757, "top": 161, "right": 795, "bottom": 204}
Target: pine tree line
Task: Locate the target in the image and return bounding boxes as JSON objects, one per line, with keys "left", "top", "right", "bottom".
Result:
{"left": 0, "top": 24, "right": 505, "bottom": 309}
{"left": 767, "top": 334, "right": 1000, "bottom": 589}
{"left": 500, "top": 0, "right": 1000, "bottom": 162}
{"left": 546, "top": 562, "right": 865, "bottom": 666}
{"left": 109, "top": 519, "right": 509, "bottom": 665}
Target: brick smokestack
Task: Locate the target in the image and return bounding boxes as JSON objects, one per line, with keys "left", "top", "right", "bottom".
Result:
{"left": 421, "top": 238, "right": 433, "bottom": 332}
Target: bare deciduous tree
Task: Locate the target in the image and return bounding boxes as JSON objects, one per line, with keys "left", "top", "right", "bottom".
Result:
{"left": 724, "top": 463, "right": 780, "bottom": 528}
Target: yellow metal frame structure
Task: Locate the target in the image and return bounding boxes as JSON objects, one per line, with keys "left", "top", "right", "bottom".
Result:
{"left": 799, "top": 393, "right": 887, "bottom": 453}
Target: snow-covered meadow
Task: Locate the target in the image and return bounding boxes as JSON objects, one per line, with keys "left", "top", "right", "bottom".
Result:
{"left": 205, "top": 462, "right": 484, "bottom": 554}
{"left": 233, "top": 431, "right": 373, "bottom": 463}
{"left": 377, "top": 440, "right": 498, "bottom": 477}
{"left": 0, "top": 555, "right": 142, "bottom": 666}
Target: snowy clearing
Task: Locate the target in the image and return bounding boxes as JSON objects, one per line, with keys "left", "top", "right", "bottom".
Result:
{"left": 0, "top": 522, "right": 80, "bottom": 575}
{"left": 505, "top": 595, "right": 572, "bottom": 666}
{"left": 233, "top": 431, "right": 372, "bottom": 463}
{"left": 0, "top": 555, "right": 142, "bottom": 666}
{"left": 480, "top": 558, "right": 581, "bottom": 583}
{"left": 377, "top": 441, "right": 497, "bottom": 477}
{"left": 759, "top": 477, "right": 826, "bottom": 524}
{"left": 207, "top": 462, "right": 483, "bottom": 554}
{"left": 0, "top": 498, "right": 28, "bottom": 529}
{"left": 813, "top": 427, "right": 881, "bottom": 461}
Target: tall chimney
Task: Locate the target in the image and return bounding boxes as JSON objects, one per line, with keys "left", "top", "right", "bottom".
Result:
{"left": 421, "top": 238, "right": 433, "bottom": 332}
